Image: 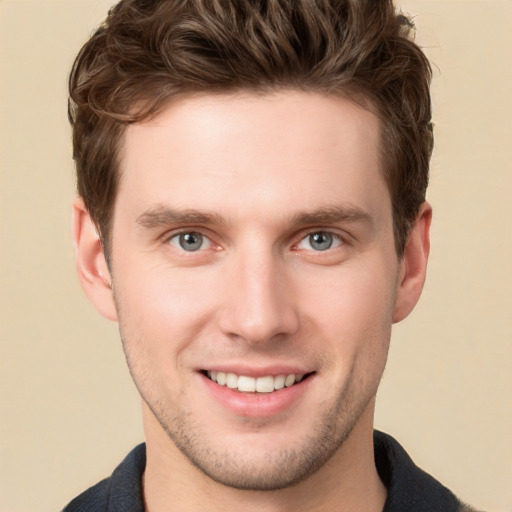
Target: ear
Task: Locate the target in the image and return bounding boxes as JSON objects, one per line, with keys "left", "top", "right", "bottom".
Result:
{"left": 393, "top": 202, "right": 432, "bottom": 323}
{"left": 72, "top": 197, "right": 118, "bottom": 321}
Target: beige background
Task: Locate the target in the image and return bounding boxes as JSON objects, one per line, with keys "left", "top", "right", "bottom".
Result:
{"left": 0, "top": 1, "right": 511, "bottom": 511}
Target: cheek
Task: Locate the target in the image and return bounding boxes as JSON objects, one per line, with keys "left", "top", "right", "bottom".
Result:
{"left": 297, "top": 261, "right": 397, "bottom": 356}
{"left": 113, "top": 260, "right": 222, "bottom": 350}
{"left": 112, "top": 267, "right": 216, "bottom": 399}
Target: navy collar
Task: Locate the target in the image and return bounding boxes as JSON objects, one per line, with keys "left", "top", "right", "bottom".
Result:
{"left": 64, "top": 431, "right": 465, "bottom": 511}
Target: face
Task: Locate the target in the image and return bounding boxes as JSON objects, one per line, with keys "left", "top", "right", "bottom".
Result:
{"left": 79, "top": 91, "right": 424, "bottom": 490}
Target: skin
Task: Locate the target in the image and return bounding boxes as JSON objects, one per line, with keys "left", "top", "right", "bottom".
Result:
{"left": 73, "top": 90, "right": 431, "bottom": 512}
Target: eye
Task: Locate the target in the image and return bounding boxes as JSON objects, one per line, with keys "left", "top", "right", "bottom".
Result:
{"left": 168, "top": 232, "right": 212, "bottom": 252}
{"left": 297, "top": 231, "right": 343, "bottom": 252}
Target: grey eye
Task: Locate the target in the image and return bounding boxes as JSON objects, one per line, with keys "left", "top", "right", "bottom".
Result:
{"left": 169, "top": 232, "right": 209, "bottom": 251}
{"left": 297, "top": 231, "right": 342, "bottom": 252}
{"left": 309, "top": 232, "right": 334, "bottom": 251}
{"left": 180, "top": 232, "right": 203, "bottom": 251}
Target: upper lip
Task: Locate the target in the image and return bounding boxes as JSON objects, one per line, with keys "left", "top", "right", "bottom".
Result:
{"left": 199, "top": 364, "right": 314, "bottom": 378}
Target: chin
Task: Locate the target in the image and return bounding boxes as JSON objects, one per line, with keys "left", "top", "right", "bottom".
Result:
{"left": 146, "top": 381, "right": 371, "bottom": 491}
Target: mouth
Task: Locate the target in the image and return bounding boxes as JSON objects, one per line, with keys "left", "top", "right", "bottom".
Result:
{"left": 203, "top": 370, "right": 314, "bottom": 394}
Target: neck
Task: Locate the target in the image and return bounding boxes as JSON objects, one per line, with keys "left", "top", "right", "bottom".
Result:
{"left": 141, "top": 400, "right": 387, "bottom": 512}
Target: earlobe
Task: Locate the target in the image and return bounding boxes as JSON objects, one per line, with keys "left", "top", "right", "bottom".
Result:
{"left": 72, "top": 197, "right": 118, "bottom": 321}
{"left": 393, "top": 202, "right": 432, "bottom": 323}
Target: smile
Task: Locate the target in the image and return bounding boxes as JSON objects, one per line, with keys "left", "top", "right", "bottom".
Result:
{"left": 206, "top": 370, "right": 307, "bottom": 393}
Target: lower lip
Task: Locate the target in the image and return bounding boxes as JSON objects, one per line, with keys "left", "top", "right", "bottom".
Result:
{"left": 200, "top": 373, "right": 313, "bottom": 418}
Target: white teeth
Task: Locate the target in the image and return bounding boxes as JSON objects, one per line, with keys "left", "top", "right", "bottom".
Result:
{"left": 256, "top": 375, "right": 275, "bottom": 393}
{"left": 284, "top": 374, "right": 296, "bottom": 387}
{"left": 226, "top": 373, "right": 238, "bottom": 389}
{"left": 274, "top": 375, "right": 286, "bottom": 390}
{"left": 237, "top": 375, "right": 256, "bottom": 392}
{"left": 207, "top": 371, "right": 306, "bottom": 393}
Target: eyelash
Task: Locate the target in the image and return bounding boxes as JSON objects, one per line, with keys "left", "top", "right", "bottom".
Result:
{"left": 164, "top": 229, "right": 347, "bottom": 254}
{"left": 166, "top": 231, "right": 214, "bottom": 252}
{"left": 295, "top": 231, "right": 344, "bottom": 252}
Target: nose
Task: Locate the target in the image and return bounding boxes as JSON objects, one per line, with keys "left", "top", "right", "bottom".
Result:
{"left": 217, "top": 248, "right": 299, "bottom": 346}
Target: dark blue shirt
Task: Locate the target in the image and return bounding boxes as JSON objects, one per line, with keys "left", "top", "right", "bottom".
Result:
{"left": 63, "top": 431, "right": 473, "bottom": 511}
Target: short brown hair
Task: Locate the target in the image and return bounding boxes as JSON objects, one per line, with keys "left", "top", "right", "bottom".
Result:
{"left": 69, "top": 0, "right": 433, "bottom": 255}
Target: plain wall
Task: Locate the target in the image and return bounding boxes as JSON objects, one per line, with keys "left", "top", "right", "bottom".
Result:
{"left": 0, "top": 1, "right": 510, "bottom": 511}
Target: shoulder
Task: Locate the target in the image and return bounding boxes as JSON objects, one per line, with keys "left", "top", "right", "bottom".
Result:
{"left": 374, "top": 431, "right": 479, "bottom": 512}
{"left": 62, "top": 478, "right": 110, "bottom": 512}
{"left": 457, "top": 504, "right": 485, "bottom": 512}
{"left": 62, "top": 444, "right": 146, "bottom": 512}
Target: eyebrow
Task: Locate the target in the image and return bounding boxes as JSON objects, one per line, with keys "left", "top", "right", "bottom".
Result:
{"left": 136, "top": 204, "right": 373, "bottom": 229}
{"left": 290, "top": 205, "right": 374, "bottom": 227}
{"left": 136, "top": 206, "right": 226, "bottom": 228}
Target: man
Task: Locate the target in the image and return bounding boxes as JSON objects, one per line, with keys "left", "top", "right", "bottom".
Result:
{"left": 63, "top": 0, "right": 476, "bottom": 510}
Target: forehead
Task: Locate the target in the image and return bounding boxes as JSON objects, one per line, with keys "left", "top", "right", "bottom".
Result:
{"left": 116, "top": 90, "right": 388, "bottom": 225}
